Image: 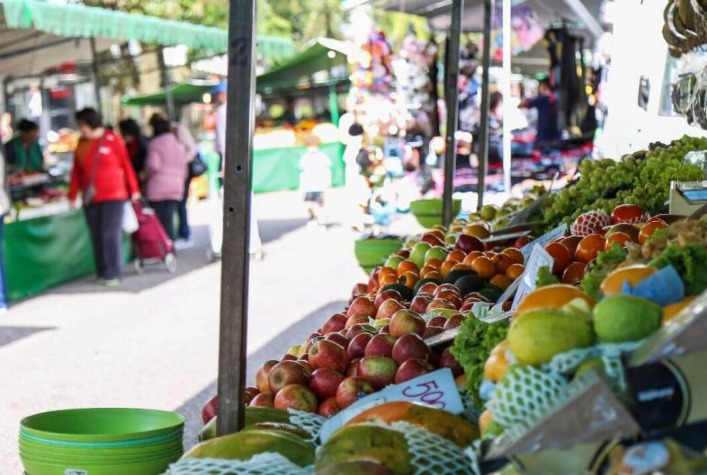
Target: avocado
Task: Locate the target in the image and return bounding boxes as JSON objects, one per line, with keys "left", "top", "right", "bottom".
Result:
{"left": 478, "top": 286, "right": 503, "bottom": 303}
{"left": 380, "top": 283, "right": 413, "bottom": 301}
{"left": 443, "top": 269, "right": 477, "bottom": 285}
{"left": 454, "top": 275, "right": 485, "bottom": 296}
{"left": 413, "top": 278, "right": 442, "bottom": 295}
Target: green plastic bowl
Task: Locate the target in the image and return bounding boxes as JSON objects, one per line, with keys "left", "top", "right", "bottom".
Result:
{"left": 354, "top": 238, "right": 403, "bottom": 272}
{"left": 20, "top": 446, "right": 183, "bottom": 465}
{"left": 21, "top": 408, "right": 185, "bottom": 443}
{"left": 19, "top": 435, "right": 183, "bottom": 458}
{"left": 409, "top": 199, "right": 461, "bottom": 229}
{"left": 20, "top": 453, "right": 180, "bottom": 475}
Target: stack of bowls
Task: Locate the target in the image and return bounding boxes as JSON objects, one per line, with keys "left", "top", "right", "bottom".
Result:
{"left": 410, "top": 199, "right": 462, "bottom": 228}
{"left": 20, "top": 408, "right": 184, "bottom": 475}
{"left": 354, "top": 236, "right": 404, "bottom": 274}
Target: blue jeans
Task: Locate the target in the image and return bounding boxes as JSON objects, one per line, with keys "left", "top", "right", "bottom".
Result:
{"left": 0, "top": 216, "right": 7, "bottom": 308}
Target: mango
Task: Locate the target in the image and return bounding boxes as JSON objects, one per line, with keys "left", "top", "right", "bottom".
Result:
{"left": 593, "top": 294, "right": 662, "bottom": 343}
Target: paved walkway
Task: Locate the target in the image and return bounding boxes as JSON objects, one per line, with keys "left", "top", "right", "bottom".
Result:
{"left": 0, "top": 189, "right": 378, "bottom": 473}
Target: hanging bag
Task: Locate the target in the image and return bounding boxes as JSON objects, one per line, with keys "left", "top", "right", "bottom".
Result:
{"left": 188, "top": 152, "right": 208, "bottom": 178}
{"left": 82, "top": 136, "right": 106, "bottom": 206}
{"left": 121, "top": 201, "right": 139, "bottom": 233}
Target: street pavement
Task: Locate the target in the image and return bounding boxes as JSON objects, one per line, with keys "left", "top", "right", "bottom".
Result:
{"left": 0, "top": 189, "right": 385, "bottom": 473}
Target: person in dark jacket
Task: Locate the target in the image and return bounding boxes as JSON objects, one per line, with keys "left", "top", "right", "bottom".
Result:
{"left": 522, "top": 77, "right": 561, "bottom": 147}
{"left": 118, "top": 118, "right": 149, "bottom": 179}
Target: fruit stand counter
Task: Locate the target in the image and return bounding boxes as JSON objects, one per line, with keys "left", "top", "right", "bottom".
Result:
{"left": 4, "top": 210, "right": 131, "bottom": 301}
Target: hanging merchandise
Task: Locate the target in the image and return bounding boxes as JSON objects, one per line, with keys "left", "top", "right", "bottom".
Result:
{"left": 491, "top": 2, "right": 545, "bottom": 63}
{"left": 544, "top": 26, "right": 587, "bottom": 132}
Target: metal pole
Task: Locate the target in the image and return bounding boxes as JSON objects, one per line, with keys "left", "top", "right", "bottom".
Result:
{"left": 89, "top": 38, "right": 102, "bottom": 116}
{"left": 442, "top": 0, "right": 464, "bottom": 226}
{"left": 502, "top": 0, "right": 512, "bottom": 194}
{"left": 217, "top": 0, "right": 256, "bottom": 436}
{"left": 157, "top": 47, "right": 176, "bottom": 120}
{"left": 477, "top": 0, "right": 494, "bottom": 211}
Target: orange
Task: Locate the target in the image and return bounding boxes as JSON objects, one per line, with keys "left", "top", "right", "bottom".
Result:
{"left": 419, "top": 265, "right": 437, "bottom": 278}
{"left": 639, "top": 220, "right": 668, "bottom": 245}
{"left": 440, "top": 260, "right": 457, "bottom": 278}
{"left": 600, "top": 265, "right": 657, "bottom": 296}
{"left": 378, "top": 273, "right": 400, "bottom": 287}
{"left": 400, "top": 271, "right": 419, "bottom": 288}
{"left": 483, "top": 251, "right": 497, "bottom": 259}
{"left": 483, "top": 340, "right": 509, "bottom": 382}
{"left": 379, "top": 266, "right": 397, "bottom": 282}
{"left": 505, "top": 263, "right": 525, "bottom": 280}
{"left": 425, "top": 271, "right": 443, "bottom": 281}
{"left": 515, "top": 284, "right": 595, "bottom": 316}
{"left": 493, "top": 254, "right": 514, "bottom": 275}
{"left": 544, "top": 242, "right": 572, "bottom": 275}
{"left": 426, "top": 258, "right": 443, "bottom": 270}
{"left": 447, "top": 250, "right": 467, "bottom": 263}
{"left": 451, "top": 263, "right": 473, "bottom": 272}
{"left": 575, "top": 234, "right": 605, "bottom": 263}
{"left": 462, "top": 251, "right": 483, "bottom": 266}
{"left": 663, "top": 297, "right": 695, "bottom": 324}
{"left": 471, "top": 256, "right": 496, "bottom": 279}
{"left": 479, "top": 410, "right": 494, "bottom": 435}
{"left": 397, "top": 260, "right": 420, "bottom": 277}
{"left": 561, "top": 261, "right": 586, "bottom": 285}
{"left": 502, "top": 247, "right": 524, "bottom": 264}
{"left": 490, "top": 274, "right": 514, "bottom": 290}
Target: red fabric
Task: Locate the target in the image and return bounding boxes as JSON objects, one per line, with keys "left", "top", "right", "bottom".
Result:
{"left": 68, "top": 130, "right": 139, "bottom": 203}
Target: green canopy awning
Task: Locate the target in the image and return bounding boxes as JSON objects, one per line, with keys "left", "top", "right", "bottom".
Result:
{"left": 123, "top": 81, "right": 216, "bottom": 107}
{"left": 2, "top": 0, "right": 294, "bottom": 59}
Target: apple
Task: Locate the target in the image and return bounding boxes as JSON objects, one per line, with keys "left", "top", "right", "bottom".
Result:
{"left": 244, "top": 386, "right": 260, "bottom": 399}
{"left": 298, "top": 354, "right": 310, "bottom": 363}
{"left": 255, "top": 360, "right": 279, "bottom": 394}
{"left": 427, "top": 298, "right": 457, "bottom": 312}
{"left": 364, "top": 334, "right": 397, "bottom": 358}
{"left": 438, "top": 347, "right": 464, "bottom": 377}
{"left": 348, "top": 332, "right": 373, "bottom": 359}
{"left": 460, "top": 301, "right": 474, "bottom": 312}
{"left": 345, "top": 324, "right": 377, "bottom": 339}
{"left": 392, "top": 333, "right": 431, "bottom": 365}
{"left": 379, "top": 325, "right": 390, "bottom": 334}
{"left": 358, "top": 356, "right": 398, "bottom": 389}
{"left": 376, "top": 299, "right": 406, "bottom": 320}
{"left": 309, "top": 368, "right": 346, "bottom": 400}
{"left": 317, "top": 397, "right": 341, "bottom": 417}
{"left": 268, "top": 361, "right": 310, "bottom": 393}
{"left": 250, "top": 392, "right": 275, "bottom": 407}
{"left": 434, "top": 291, "right": 462, "bottom": 308}
{"left": 297, "top": 360, "right": 313, "bottom": 378}
{"left": 396, "top": 249, "right": 411, "bottom": 259}
{"left": 410, "top": 295, "right": 433, "bottom": 314}
{"left": 286, "top": 345, "right": 301, "bottom": 357}
{"left": 424, "top": 245, "right": 448, "bottom": 262}
{"left": 352, "top": 282, "right": 368, "bottom": 298}
{"left": 300, "top": 334, "right": 323, "bottom": 357}
{"left": 274, "top": 384, "right": 318, "bottom": 413}
{"left": 465, "top": 292, "right": 490, "bottom": 303}
{"left": 201, "top": 395, "right": 218, "bottom": 423}
{"left": 444, "top": 314, "right": 466, "bottom": 329}
{"left": 395, "top": 359, "right": 435, "bottom": 384}
{"left": 455, "top": 234, "right": 484, "bottom": 253}
{"left": 385, "top": 255, "right": 404, "bottom": 270}
{"left": 409, "top": 242, "right": 432, "bottom": 268}
{"left": 281, "top": 354, "right": 297, "bottom": 362}
{"left": 435, "top": 283, "right": 461, "bottom": 295}
{"left": 309, "top": 339, "right": 349, "bottom": 373}
{"left": 345, "top": 313, "right": 371, "bottom": 330}
{"left": 347, "top": 296, "right": 376, "bottom": 318}
{"left": 389, "top": 310, "right": 426, "bottom": 338}
{"left": 367, "top": 267, "right": 381, "bottom": 294}
{"left": 427, "top": 315, "right": 448, "bottom": 327}
{"left": 336, "top": 377, "right": 376, "bottom": 409}
{"left": 347, "top": 358, "right": 361, "bottom": 377}
{"left": 325, "top": 332, "right": 349, "bottom": 350}
{"left": 514, "top": 235, "right": 532, "bottom": 248}
{"left": 611, "top": 204, "right": 646, "bottom": 225}
{"left": 417, "top": 282, "right": 439, "bottom": 295}
{"left": 424, "top": 326, "right": 445, "bottom": 338}
{"left": 374, "top": 289, "right": 403, "bottom": 309}
{"left": 322, "top": 313, "right": 348, "bottom": 335}
{"left": 420, "top": 234, "right": 445, "bottom": 247}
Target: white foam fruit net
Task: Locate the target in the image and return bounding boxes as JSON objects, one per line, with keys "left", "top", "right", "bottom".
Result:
{"left": 388, "top": 421, "right": 473, "bottom": 475}
{"left": 163, "top": 453, "right": 312, "bottom": 475}
{"left": 286, "top": 409, "right": 325, "bottom": 443}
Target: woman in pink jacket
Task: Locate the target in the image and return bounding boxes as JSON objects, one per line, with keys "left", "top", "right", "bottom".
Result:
{"left": 145, "top": 118, "right": 189, "bottom": 240}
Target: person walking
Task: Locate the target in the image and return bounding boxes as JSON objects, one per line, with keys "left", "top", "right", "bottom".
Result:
{"left": 299, "top": 135, "right": 332, "bottom": 228}
{"left": 172, "top": 118, "right": 198, "bottom": 248}
{"left": 118, "top": 118, "right": 149, "bottom": 181}
{"left": 5, "top": 119, "right": 44, "bottom": 173}
{"left": 0, "top": 150, "right": 10, "bottom": 313}
{"left": 521, "top": 77, "right": 561, "bottom": 147}
{"left": 144, "top": 117, "right": 189, "bottom": 242}
{"left": 68, "top": 108, "right": 140, "bottom": 286}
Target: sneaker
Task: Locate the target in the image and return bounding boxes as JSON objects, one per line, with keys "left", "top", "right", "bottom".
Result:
{"left": 174, "top": 238, "right": 194, "bottom": 251}
{"left": 97, "top": 278, "right": 121, "bottom": 287}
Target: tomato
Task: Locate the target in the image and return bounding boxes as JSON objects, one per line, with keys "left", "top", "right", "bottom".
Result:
{"left": 638, "top": 220, "right": 668, "bottom": 245}
{"left": 561, "top": 261, "right": 586, "bottom": 285}
{"left": 611, "top": 204, "right": 646, "bottom": 225}
{"left": 544, "top": 242, "right": 572, "bottom": 275}
{"left": 575, "top": 234, "right": 604, "bottom": 263}
{"left": 560, "top": 236, "right": 582, "bottom": 256}
{"left": 604, "top": 231, "right": 632, "bottom": 251}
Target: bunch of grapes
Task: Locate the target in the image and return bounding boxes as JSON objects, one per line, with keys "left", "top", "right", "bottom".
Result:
{"left": 543, "top": 136, "right": 707, "bottom": 228}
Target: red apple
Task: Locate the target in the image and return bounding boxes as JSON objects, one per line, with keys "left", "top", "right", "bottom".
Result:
{"left": 255, "top": 360, "right": 279, "bottom": 394}
{"left": 514, "top": 235, "right": 532, "bottom": 248}
{"left": 345, "top": 323, "right": 377, "bottom": 340}
{"left": 309, "top": 339, "right": 349, "bottom": 373}
{"left": 298, "top": 354, "right": 310, "bottom": 363}
{"left": 347, "top": 296, "right": 377, "bottom": 318}
{"left": 379, "top": 325, "right": 390, "bottom": 334}
{"left": 317, "top": 397, "right": 341, "bottom": 417}
{"left": 420, "top": 233, "right": 445, "bottom": 246}
{"left": 301, "top": 334, "right": 323, "bottom": 356}
{"left": 376, "top": 299, "right": 406, "bottom": 320}
{"left": 268, "top": 361, "right": 310, "bottom": 394}
{"left": 438, "top": 347, "right": 464, "bottom": 377}
{"left": 297, "top": 360, "right": 313, "bottom": 378}
{"left": 244, "top": 386, "right": 260, "bottom": 399}
{"left": 322, "top": 313, "right": 348, "bottom": 335}
{"left": 410, "top": 295, "right": 433, "bottom": 314}
{"left": 396, "top": 249, "right": 411, "bottom": 259}
{"left": 392, "top": 333, "right": 431, "bottom": 365}
{"left": 459, "top": 301, "right": 474, "bottom": 312}
{"left": 464, "top": 293, "right": 490, "bottom": 303}
{"left": 345, "top": 313, "right": 371, "bottom": 330}
{"left": 201, "top": 395, "right": 218, "bottom": 423}
{"left": 358, "top": 356, "right": 398, "bottom": 389}
{"left": 348, "top": 332, "right": 373, "bottom": 359}
{"left": 435, "top": 283, "right": 461, "bottom": 295}
{"left": 424, "top": 326, "right": 445, "bottom": 338}
{"left": 417, "top": 282, "right": 439, "bottom": 295}
{"left": 347, "top": 358, "right": 361, "bottom": 377}
{"left": 367, "top": 267, "right": 381, "bottom": 294}
{"left": 282, "top": 354, "right": 297, "bottom": 362}
{"left": 444, "top": 314, "right": 466, "bottom": 329}
{"left": 250, "top": 392, "right": 275, "bottom": 407}
{"left": 336, "top": 377, "right": 376, "bottom": 409}
{"left": 352, "top": 282, "right": 368, "bottom": 298}
{"left": 309, "top": 368, "right": 345, "bottom": 400}
{"left": 427, "top": 316, "right": 448, "bottom": 328}
{"left": 395, "top": 359, "right": 435, "bottom": 384}
{"left": 435, "top": 290, "right": 462, "bottom": 308}
{"left": 427, "top": 298, "right": 457, "bottom": 312}
{"left": 274, "top": 384, "right": 318, "bottom": 412}
{"left": 365, "top": 334, "right": 397, "bottom": 358}
{"left": 389, "top": 310, "right": 426, "bottom": 338}
{"left": 455, "top": 234, "right": 484, "bottom": 253}
{"left": 374, "top": 289, "right": 403, "bottom": 309}
{"left": 325, "top": 332, "right": 350, "bottom": 350}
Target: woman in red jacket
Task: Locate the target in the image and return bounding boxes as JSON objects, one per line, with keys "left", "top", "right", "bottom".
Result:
{"left": 69, "top": 108, "right": 140, "bottom": 286}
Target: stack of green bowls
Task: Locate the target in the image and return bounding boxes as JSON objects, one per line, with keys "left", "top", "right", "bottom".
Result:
{"left": 19, "top": 408, "right": 184, "bottom": 475}
{"left": 354, "top": 237, "right": 404, "bottom": 274}
{"left": 409, "top": 199, "right": 462, "bottom": 228}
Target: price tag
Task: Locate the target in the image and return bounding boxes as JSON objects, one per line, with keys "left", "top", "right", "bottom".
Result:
{"left": 319, "top": 369, "right": 463, "bottom": 442}
{"left": 520, "top": 224, "right": 567, "bottom": 261}
{"left": 511, "top": 245, "right": 554, "bottom": 311}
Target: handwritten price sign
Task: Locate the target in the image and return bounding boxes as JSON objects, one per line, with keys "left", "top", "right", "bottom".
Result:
{"left": 319, "top": 369, "right": 464, "bottom": 442}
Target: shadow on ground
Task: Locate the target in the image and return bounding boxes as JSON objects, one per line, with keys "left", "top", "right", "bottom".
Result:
{"left": 0, "top": 326, "right": 56, "bottom": 349}
{"left": 173, "top": 299, "right": 346, "bottom": 447}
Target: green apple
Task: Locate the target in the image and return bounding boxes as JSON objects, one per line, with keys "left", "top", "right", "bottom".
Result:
{"left": 479, "top": 205, "right": 498, "bottom": 221}
{"left": 404, "top": 238, "right": 418, "bottom": 248}
{"left": 445, "top": 234, "right": 457, "bottom": 245}
{"left": 385, "top": 255, "right": 404, "bottom": 270}
{"left": 410, "top": 242, "right": 432, "bottom": 268}
{"left": 287, "top": 345, "right": 301, "bottom": 357}
{"left": 424, "top": 246, "right": 449, "bottom": 264}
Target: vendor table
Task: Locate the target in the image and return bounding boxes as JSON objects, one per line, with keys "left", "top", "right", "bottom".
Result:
{"left": 4, "top": 210, "right": 132, "bottom": 301}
